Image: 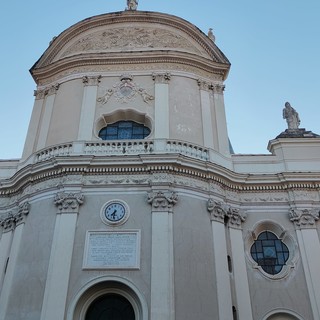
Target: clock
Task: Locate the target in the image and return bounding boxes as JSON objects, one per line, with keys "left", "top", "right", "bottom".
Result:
{"left": 101, "top": 200, "right": 129, "bottom": 225}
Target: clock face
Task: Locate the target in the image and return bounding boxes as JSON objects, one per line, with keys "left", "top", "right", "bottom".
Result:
{"left": 104, "top": 202, "right": 126, "bottom": 222}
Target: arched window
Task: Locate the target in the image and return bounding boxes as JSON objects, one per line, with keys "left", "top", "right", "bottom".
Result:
{"left": 250, "top": 231, "right": 289, "bottom": 275}
{"left": 99, "top": 121, "right": 150, "bottom": 140}
{"left": 85, "top": 293, "right": 135, "bottom": 320}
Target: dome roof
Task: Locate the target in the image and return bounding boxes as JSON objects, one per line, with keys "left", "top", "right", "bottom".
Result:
{"left": 31, "top": 11, "right": 230, "bottom": 85}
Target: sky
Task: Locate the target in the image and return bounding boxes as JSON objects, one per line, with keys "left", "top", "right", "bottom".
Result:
{"left": 0, "top": 0, "right": 319, "bottom": 159}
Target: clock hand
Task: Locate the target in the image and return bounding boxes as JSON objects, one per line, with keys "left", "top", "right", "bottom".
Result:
{"left": 111, "top": 209, "right": 117, "bottom": 219}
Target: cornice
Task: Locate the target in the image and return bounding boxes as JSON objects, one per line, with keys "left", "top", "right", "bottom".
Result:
{"left": 0, "top": 153, "right": 319, "bottom": 198}
{"left": 31, "top": 51, "right": 229, "bottom": 85}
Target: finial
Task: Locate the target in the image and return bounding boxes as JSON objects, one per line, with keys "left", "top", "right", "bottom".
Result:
{"left": 208, "top": 28, "right": 215, "bottom": 42}
{"left": 126, "top": 0, "right": 138, "bottom": 11}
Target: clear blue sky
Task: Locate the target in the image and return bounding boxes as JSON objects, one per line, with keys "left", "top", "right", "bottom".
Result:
{"left": 1, "top": 0, "right": 319, "bottom": 159}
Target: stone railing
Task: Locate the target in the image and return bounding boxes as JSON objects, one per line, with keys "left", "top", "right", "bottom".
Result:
{"left": 34, "top": 139, "right": 210, "bottom": 163}
{"left": 35, "top": 143, "right": 73, "bottom": 162}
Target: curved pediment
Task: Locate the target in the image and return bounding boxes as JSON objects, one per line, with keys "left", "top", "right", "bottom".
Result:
{"left": 57, "top": 26, "right": 204, "bottom": 60}
{"left": 31, "top": 11, "right": 230, "bottom": 83}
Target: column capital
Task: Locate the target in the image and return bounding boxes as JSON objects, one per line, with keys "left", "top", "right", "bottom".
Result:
{"left": 0, "top": 202, "right": 30, "bottom": 232}
{"left": 54, "top": 192, "right": 84, "bottom": 214}
{"left": 207, "top": 199, "right": 246, "bottom": 228}
{"left": 212, "top": 84, "right": 225, "bottom": 94}
{"left": 227, "top": 208, "right": 246, "bottom": 229}
{"left": 197, "top": 79, "right": 213, "bottom": 91}
{"left": 47, "top": 84, "right": 60, "bottom": 95}
{"left": 0, "top": 213, "right": 15, "bottom": 233}
{"left": 82, "top": 75, "right": 101, "bottom": 86}
{"left": 207, "top": 199, "right": 228, "bottom": 223}
{"left": 152, "top": 72, "right": 171, "bottom": 84}
{"left": 147, "top": 191, "right": 178, "bottom": 212}
{"left": 34, "top": 88, "right": 47, "bottom": 100}
{"left": 14, "top": 202, "right": 30, "bottom": 226}
{"left": 289, "top": 208, "right": 319, "bottom": 229}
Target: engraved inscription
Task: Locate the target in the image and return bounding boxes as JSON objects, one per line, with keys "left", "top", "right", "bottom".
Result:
{"left": 84, "top": 231, "right": 140, "bottom": 269}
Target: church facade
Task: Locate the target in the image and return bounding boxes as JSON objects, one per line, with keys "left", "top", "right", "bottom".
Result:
{"left": 0, "top": 4, "right": 320, "bottom": 320}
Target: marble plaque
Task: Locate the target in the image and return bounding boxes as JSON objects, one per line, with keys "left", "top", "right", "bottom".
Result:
{"left": 83, "top": 230, "right": 140, "bottom": 269}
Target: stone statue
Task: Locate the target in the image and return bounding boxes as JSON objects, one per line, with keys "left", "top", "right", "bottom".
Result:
{"left": 208, "top": 28, "right": 215, "bottom": 42}
{"left": 127, "top": 0, "right": 138, "bottom": 10}
{"left": 283, "top": 102, "right": 300, "bottom": 130}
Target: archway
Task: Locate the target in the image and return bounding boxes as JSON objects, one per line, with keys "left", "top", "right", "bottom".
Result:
{"left": 68, "top": 277, "right": 148, "bottom": 320}
{"left": 85, "top": 293, "right": 135, "bottom": 320}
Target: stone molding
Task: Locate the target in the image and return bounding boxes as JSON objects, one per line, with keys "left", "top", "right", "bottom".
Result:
{"left": 152, "top": 72, "right": 171, "bottom": 84}
{"left": 0, "top": 202, "right": 30, "bottom": 232}
{"left": 147, "top": 191, "right": 178, "bottom": 212}
{"left": 289, "top": 208, "right": 319, "bottom": 229}
{"left": 207, "top": 198, "right": 246, "bottom": 228}
{"left": 82, "top": 75, "right": 101, "bottom": 86}
{"left": 54, "top": 192, "right": 84, "bottom": 214}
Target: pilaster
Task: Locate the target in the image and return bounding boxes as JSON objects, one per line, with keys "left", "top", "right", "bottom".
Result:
{"left": 36, "top": 84, "right": 60, "bottom": 150}
{"left": 0, "top": 202, "right": 30, "bottom": 319}
{"left": 207, "top": 199, "right": 233, "bottom": 320}
{"left": 40, "top": 192, "right": 84, "bottom": 320}
{"left": 152, "top": 73, "right": 171, "bottom": 139}
{"left": 198, "top": 79, "right": 215, "bottom": 149}
{"left": 78, "top": 76, "right": 101, "bottom": 140}
{"left": 148, "top": 190, "right": 177, "bottom": 320}
{"left": 227, "top": 208, "right": 253, "bottom": 320}
{"left": 211, "top": 84, "right": 230, "bottom": 156}
{"left": 289, "top": 208, "right": 320, "bottom": 319}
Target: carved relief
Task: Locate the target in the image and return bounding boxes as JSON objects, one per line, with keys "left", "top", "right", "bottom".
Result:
{"left": 54, "top": 192, "right": 84, "bottom": 214}
{"left": 147, "top": 191, "right": 178, "bottom": 212}
{"left": 240, "top": 193, "right": 288, "bottom": 203}
{"left": 97, "top": 74, "right": 154, "bottom": 104}
{"left": 61, "top": 28, "right": 201, "bottom": 58}
{"left": 289, "top": 208, "right": 319, "bottom": 229}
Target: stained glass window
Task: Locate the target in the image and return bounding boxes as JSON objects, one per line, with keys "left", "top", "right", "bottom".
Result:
{"left": 99, "top": 121, "right": 150, "bottom": 140}
{"left": 250, "top": 231, "right": 289, "bottom": 275}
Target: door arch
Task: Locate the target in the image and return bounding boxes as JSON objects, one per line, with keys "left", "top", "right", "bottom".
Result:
{"left": 68, "top": 277, "right": 148, "bottom": 320}
{"left": 85, "top": 293, "right": 135, "bottom": 320}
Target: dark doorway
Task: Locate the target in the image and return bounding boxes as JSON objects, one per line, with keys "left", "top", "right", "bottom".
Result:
{"left": 85, "top": 293, "right": 135, "bottom": 320}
